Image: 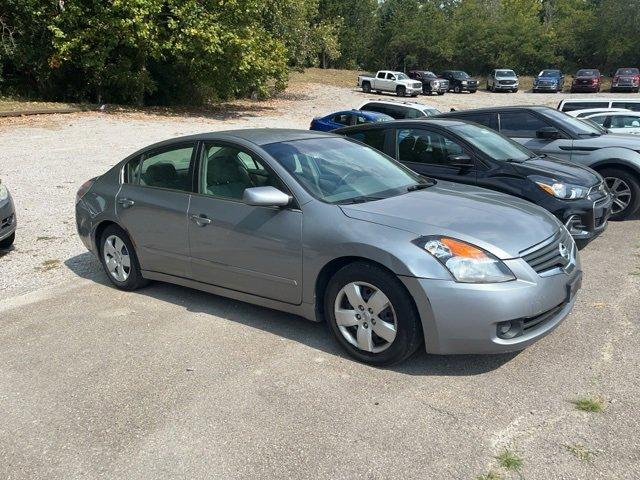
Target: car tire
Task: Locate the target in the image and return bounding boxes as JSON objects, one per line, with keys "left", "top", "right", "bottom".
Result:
{"left": 396, "top": 86, "right": 406, "bottom": 97}
{"left": 0, "top": 232, "right": 15, "bottom": 250}
{"left": 324, "top": 261, "right": 423, "bottom": 366}
{"left": 375, "top": 90, "right": 382, "bottom": 95}
{"left": 437, "top": 91, "right": 445, "bottom": 96}
{"left": 454, "top": 85, "right": 461, "bottom": 93}
{"left": 513, "top": 88, "right": 518, "bottom": 93}
{"left": 99, "top": 224, "right": 149, "bottom": 291}
{"left": 362, "top": 82, "right": 371, "bottom": 94}
{"left": 601, "top": 168, "right": 640, "bottom": 220}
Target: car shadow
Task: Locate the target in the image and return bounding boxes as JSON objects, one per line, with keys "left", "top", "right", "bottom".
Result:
{"left": 64, "top": 252, "right": 517, "bottom": 376}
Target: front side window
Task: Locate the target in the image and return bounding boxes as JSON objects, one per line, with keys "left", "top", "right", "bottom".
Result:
{"left": 587, "top": 115, "right": 607, "bottom": 126}
{"left": 200, "top": 143, "right": 286, "bottom": 200}
{"left": 331, "top": 113, "right": 352, "bottom": 126}
{"left": 499, "top": 112, "right": 548, "bottom": 138}
{"left": 397, "top": 129, "right": 465, "bottom": 165}
{"left": 136, "top": 144, "right": 195, "bottom": 191}
{"left": 542, "top": 108, "right": 603, "bottom": 135}
{"left": 459, "top": 113, "right": 494, "bottom": 128}
{"left": 263, "top": 137, "right": 423, "bottom": 204}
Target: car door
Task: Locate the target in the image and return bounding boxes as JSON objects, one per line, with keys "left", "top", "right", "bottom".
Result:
{"left": 498, "top": 111, "right": 574, "bottom": 161}
{"left": 394, "top": 127, "right": 478, "bottom": 185}
{"left": 116, "top": 142, "right": 196, "bottom": 277}
{"left": 187, "top": 141, "right": 303, "bottom": 304}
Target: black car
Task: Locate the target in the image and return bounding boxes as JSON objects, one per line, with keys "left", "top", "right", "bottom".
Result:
{"left": 334, "top": 119, "right": 612, "bottom": 244}
{"left": 440, "top": 70, "right": 478, "bottom": 93}
{"left": 408, "top": 70, "right": 449, "bottom": 95}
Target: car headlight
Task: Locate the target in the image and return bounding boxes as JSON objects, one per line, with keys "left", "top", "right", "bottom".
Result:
{"left": 0, "top": 184, "right": 8, "bottom": 201}
{"left": 462, "top": 81, "right": 468, "bottom": 85}
{"left": 415, "top": 236, "right": 515, "bottom": 283}
{"left": 529, "top": 175, "right": 589, "bottom": 199}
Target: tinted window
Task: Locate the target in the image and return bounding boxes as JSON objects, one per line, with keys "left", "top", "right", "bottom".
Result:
{"left": 541, "top": 108, "right": 603, "bottom": 135}
{"left": 376, "top": 72, "right": 385, "bottom": 79}
{"left": 345, "top": 128, "right": 388, "bottom": 152}
{"left": 200, "top": 144, "right": 286, "bottom": 200}
{"left": 612, "top": 102, "right": 640, "bottom": 112}
{"left": 587, "top": 115, "right": 607, "bottom": 126}
{"left": 263, "top": 138, "right": 423, "bottom": 204}
{"left": 331, "top": 114, "right": 351, "bottom": 126}
{"left": 397, "top": 129, "right": 465, "bottom": 165}
{"left": 138, "top": 145, "right": 194, "bottom": 191}
{"left": 499, "top": 112, "right": 548, "bottom": 138}
{"left": 458, "top": 113, "right": 494, "bottom": 128}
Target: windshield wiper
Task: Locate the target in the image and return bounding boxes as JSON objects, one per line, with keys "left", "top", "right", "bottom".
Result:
{"left": 407, "top": 183, "right": 434, "bottom": 192}
{"left": 338, "top": 195, "right": 385, "bottom": 205}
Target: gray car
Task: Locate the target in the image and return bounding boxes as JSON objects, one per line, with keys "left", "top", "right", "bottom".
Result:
{"left": 487, "top": 69, "right": 519, "bottom": 92}
{"left": 0, "top": 180, "right": 16, "bottom": 249}
{"left": 75, "top": 129, "right": 582, "bottom": 365}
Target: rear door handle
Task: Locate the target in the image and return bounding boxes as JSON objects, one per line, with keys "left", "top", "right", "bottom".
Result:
{"left": 118, "top": 198, "right": 135, "bottom": 208}
{"left": 190, "top": 214, "right": 212, "bottom": 226}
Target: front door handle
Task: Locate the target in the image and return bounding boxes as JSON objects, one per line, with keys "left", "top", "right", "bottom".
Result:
{"left": 190, "top": 214, "right": 212, "bottom": 227}
{"left": 118, "top": 198, "right": 135, "bottom": 208}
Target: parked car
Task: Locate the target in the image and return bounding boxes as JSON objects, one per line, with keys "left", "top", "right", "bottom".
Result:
{"left": 0, "top": 180, "right": 16, "bottom": 249}
{"left": 76, "top": 129, "right": 582, "bottom": 365}
{"left": 578, "top": 111, "right": 640, "bottom": 135}
{"left": 558, "top": 98, "right": 640, "bottom": 113}
{"left": 408, "top": 70, "right": 449, "bottom": 95}
{"left": 310, "top": 109, "right": 392, "bottom": 132}
{"left": 566, "top": 108, "right": 630, "bottom": 119}
{"left": 335, "top": 120, "right": 611, "bottom": 243}
{"left": 486, "top": 69, "right": 519, "bottom": 92}
{"left": 437, "top": 106, "right": 640, "bottom": 219}
{"left": 611, "top": 67, "right": 640, "bottom": 93}
{"left": 357, "top": 71, "right": 423, "bottom": 97}
{"left": 440, "top": 71, "right": 478, "bottom": 93}
{"left": 533, "top": 69, "right": 565, "bottom": 93}
{"left": 570, "top": 69, "right": 602, "bottom": 93}
{"left": 358, "top": 99, "right": 440, "bottom": 119}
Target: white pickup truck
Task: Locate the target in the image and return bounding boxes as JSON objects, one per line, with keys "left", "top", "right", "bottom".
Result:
{"left": 357, "top": 71, "right": 423, "bottom": 97}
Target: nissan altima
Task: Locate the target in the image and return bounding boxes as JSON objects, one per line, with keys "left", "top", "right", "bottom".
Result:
{"left": 76, "top": 129, "right": 582, "bottom": 365}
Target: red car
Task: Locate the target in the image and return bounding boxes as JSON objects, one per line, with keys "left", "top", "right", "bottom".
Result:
{"left": 611, "top": 67, "right": 640, "bottom": 93}
{"left": 570, "top": 69, "right": 602, "bottom": 93}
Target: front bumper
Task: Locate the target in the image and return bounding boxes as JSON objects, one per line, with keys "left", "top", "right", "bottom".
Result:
{"left": 533, "top": 83, "right": 559, "bottom": 91}
{"left": 561, "top": 193, "right": 612, "bottom": 240}
{"left": 571, "top": 84, "right": 599, "bottom": 92}
{"left": 611, "top": 83, "right": 639, "bottom": 91}
{"left": 0, "top": 196, "right": 17, "bottom": 242}
{"left": 424, "top": 83, "right": 448, "bottom": 94}
{"left": 401, "top": 251, "right": 582, "bottom": 355}
{"left": 403, "top": 86, "right": 422, "bottom": 95}
{"left": 494, "top": 83, "right": 519, "bottom": 90}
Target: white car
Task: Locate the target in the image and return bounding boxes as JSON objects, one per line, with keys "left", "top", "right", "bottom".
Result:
{"left": 558, "top": 98, "right": 640, "bottom": 113}
{"left": 358, "top": 99, "right": 441, "bottom": 119}
{"left": 579, "top": 111, "right": 640, "bottom": 135}
{"left": 357, "top": 71, "right": 423, "bottom": 97}
{"left": 566, "top": 108, "right": 630, "bottom": 119}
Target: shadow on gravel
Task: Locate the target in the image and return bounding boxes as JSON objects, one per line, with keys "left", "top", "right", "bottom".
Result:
{"left": 64, "top": 252, "right": 516, "bottom": 376}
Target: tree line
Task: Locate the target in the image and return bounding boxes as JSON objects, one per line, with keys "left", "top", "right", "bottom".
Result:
{"left": 0, "top": 0, "right": 638, "bottom": 105}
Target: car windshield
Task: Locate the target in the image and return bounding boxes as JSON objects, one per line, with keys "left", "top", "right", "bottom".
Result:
{"left": 453, "top": 71, "right": 470, "bottom": 79}
{"left": 617, "top": 68, "right": 639, "bottom": 75}
{"left": 541, "top": 108, "right": 604, "bottom": 136}
{"left": 395, "top": 73, "right": 409, "bottom": 80}
{"left": 496, "top": 70, "right": 516, "bottom": 77}
{"left": 423, "top": 71, "right": 438, "bottom": 78}
{"left": 577, "top": 69, "right": 598, "bottom": 76}
{"left": 539, "top": 70, "right": 560, "bottom": 77}
{"left": 263, "top": 137, "right": 425, "bottom": 204}
{"left": 423, "top": 108, "right": 441, "bottom": 116}
{"left": 449, "top": 124, "right": 533, "bottom": 162}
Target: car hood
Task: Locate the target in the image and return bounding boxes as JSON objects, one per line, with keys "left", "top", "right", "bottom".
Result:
{"left": 339, "top": 181, "right": 560, "bottom": 260}
{"left": 497, "top": 76, "right": 518, "bottom": 81}
{"left": 514, "top": 156, "right": 601, "bottom": 186}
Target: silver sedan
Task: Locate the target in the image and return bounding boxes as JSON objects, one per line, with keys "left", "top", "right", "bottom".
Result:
{"left": 75, "top": 129, "right": 582, "bottom": 365}
{"left": 0, "top": 180, "right": 16, "bottom": 249}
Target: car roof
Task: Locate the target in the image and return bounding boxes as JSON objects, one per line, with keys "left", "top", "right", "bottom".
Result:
{"left": 570, "top": 108, "right": 630, "bottom": 115}
{"left": 559, "top": 98, "right": 640, "bottom": 104}
{"left": 358, "top": 99, "right": 438, "bottom": 110}
{"left": 437, "top": 105, "right": 552, "bottom": 116}
{"left": 588, "top": 111, "right": 640, "bottom": 117}
{"left": 334, "top": 118, "right": 471, "bottom": 134}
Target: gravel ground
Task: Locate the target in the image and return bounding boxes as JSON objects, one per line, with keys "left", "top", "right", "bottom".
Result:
{"left": 0, "top": 82, "right": 639, "bottom": 479}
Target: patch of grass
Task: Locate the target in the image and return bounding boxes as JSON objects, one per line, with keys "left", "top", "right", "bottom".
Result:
{"left": 630, "top": 270, "right": 640, "bottom": 276}
{"left": 0, "top": 96, "right": 87, "bottom": 114}
{"left": 477, "top": 471, "right": 502, "bottom": 480}
{"left": 564, "top": 443, "right": 597, "bottom": 462}
{"left": 41, "top": 259, "right": 61, "bottom": 271}
{"left": 572, "top": 395, "right": 604, "bottom": 412}
{"left": 36, "top": 236, "right": 58, "bottom": 241}
{"left": 289, "top": 67, "right": 362, "bottom": 88}
{"left": 495, "top": 449, "right": 523, "bottom": 471}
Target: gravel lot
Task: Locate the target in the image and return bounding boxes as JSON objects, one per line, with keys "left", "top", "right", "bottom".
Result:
{"left": 1, "top": 82, "right": 639, "bottom": 479}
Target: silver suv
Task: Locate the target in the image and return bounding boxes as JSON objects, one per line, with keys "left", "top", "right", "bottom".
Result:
{"left": 487, "top": 69, "right": 519, "bottom": 92}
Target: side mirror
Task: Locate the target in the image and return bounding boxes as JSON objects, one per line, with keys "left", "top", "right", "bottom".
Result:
{"left": 243, "top": 186, "right": 291, "bottom": 207}
{"left": 536, "top": 127, "right": 561, "bottom": 140}
{"left": 448, "top": 153, "right": 474, "bottom": 168}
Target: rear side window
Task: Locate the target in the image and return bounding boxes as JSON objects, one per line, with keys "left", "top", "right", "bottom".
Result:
{"left": 587, "top": 115, "right": 607, "bottom": 126}
{"left": 403, "top": 108, "right": 424, "bottom": 119}
{"left": 499, "top": 112, "right": 548, "bottom": 138}
{"left": 138, "top": 144, "right": 195, "bottom": 191}
{"left": 560, "top": 101, "right": 609, "bottom": 112}
{"left": 612, "top": 102, "right": 640, "bottom": 112}
{"left": 361, "top": 103, "right": 389, "bottom": 116}
{"left": 345, "top": 129, "right": 388, "bottom": 152}
{"left": 458, "top": 113, "right": 495, "bottom": 129}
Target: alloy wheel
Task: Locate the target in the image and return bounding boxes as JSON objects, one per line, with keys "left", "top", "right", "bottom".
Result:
{"left": 605, "top": 176, "right": 633, "bottom": 214}
{"left": 103, "top": 234, "right": 131, "bottom": 282}
{"left": 333, "top": 281, "right": 397, "bottom": 353}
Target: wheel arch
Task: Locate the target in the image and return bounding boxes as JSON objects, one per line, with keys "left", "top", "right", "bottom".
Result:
{"left": 590, "top": 159, "right": 640, "bottom": 180}
{"left": 92, "top": 220, "right": 135, "bottom": 254}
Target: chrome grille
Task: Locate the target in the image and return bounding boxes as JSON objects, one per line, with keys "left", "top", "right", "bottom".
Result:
{"left": 521, "top": 229, "right": 573, "bottom": 274}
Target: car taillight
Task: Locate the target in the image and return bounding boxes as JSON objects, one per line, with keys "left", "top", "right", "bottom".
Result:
{"left": 76, "top": 178, "right": 96, "bottom": 204}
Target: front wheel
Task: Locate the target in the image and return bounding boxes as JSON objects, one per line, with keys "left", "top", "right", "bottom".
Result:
{"left": 324, "top": 261, "right": 423, "bottom": 366}
{"left": 99, "top": 225, "right": 149, "bottom": 290}
{"left": 437, "top": 92, "right": 445, "bottom": 96}
{"left": 453, "top": 85, "right": 461, "bottom": 93}
{"left": 0, "top": 232, "right": 15, "bottom": 250}
{"left": 602, "top": 168, "right": 640, "bottom": 220}
{"left": 396, "top": 86, "right": 406, "bottom": 97}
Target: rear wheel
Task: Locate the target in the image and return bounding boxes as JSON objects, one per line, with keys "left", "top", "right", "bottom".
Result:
{"left": 0, "top": 232, "right": 15, "bottom": 249}
{"left": 324, "top": 261, "right": 423, "bottom": 366}
{"left": 601, "top": 168, "right": 640, "bottom": 220}
{"left": 362, "top": 82, "right": 371, "bottom": 94}
{"left": 99, "top": 225, "right": 148, "bottom": 290}
{"left": 396, "top": 86, "right": 406, "bottom": 97}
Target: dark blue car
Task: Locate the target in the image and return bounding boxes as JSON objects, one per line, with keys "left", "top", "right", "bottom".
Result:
{"left": 310, "top": 109, "right": 393, "bottom": 132}
{"left": 533, "top": 69, "right": 565, "bottom": 93}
